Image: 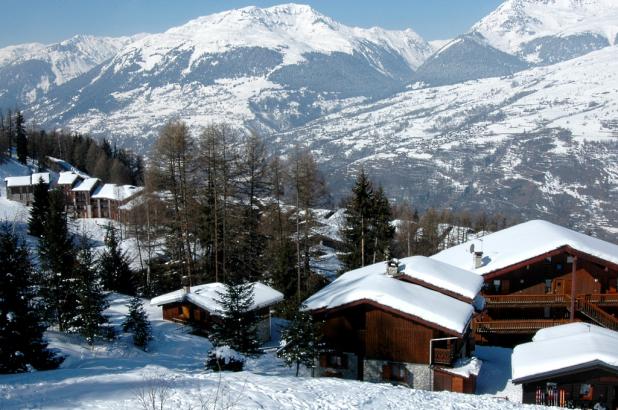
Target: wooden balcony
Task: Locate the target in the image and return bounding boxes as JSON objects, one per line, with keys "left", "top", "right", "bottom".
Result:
{"left": 432, "top": 347, "right": 456, "bottom": 365}
{"left": 473, "top": 319, "right": 571, "bottom": 334}
{"left": 584, "top": 293, "right": 618, "bottom": 307}
{"left": 484, "top": 294, "right": 570, "bottom": 308}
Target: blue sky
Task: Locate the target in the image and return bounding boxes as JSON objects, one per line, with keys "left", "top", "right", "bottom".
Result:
{"left": 1, "top": 0, "right": 505, "bottom": 48}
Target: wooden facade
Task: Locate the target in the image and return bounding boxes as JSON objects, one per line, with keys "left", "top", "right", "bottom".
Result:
{"left": 520, "top": 366, "right": 618, "bottom": 408}
{"left": 475, "top": 247, "right": 618, "bottom": 343}
{"left": 160, "top": 299, "right": 273, "bottom": 341}
{"left": 313, "top": 300, "right": 475, "bottom": 392}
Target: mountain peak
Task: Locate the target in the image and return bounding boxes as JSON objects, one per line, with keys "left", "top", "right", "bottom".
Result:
{"left": 472, "top": 0, "right": 618, "bottom": 54}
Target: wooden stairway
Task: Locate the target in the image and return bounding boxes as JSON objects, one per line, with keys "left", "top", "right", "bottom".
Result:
{"left": 576, "top": 297, "right": 618, "bottom": 331}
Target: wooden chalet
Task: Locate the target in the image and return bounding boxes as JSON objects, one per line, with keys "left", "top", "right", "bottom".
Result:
{"left": 432, "top": 220, "right": 618, "bottom": 345}
{"left": 71, "top": 177, "right": 101, "bottom": 218}
{"left": 304, "top": 256, "right": 484, "bottom": 393}
{"left": 512, "top": 323, "right": 618, "bottom": 408}
{"left": 150, "top": 281, "right": 284, "bottom": 342}
{"left": 4, "top": 172, "right": 50, "bottom": 205}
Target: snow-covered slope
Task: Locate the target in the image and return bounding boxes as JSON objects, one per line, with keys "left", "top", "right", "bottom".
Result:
{"left": 472, "top": 0, "right": 618, "bottom": 64}
{"left": 272, "top": 45, "right": 618, "bottom": 237}
{"left": 0, "top": 294, "right": 540, "bottom": 409}
{"left": 0, "top": 34, "right": 143, "bottom": 106}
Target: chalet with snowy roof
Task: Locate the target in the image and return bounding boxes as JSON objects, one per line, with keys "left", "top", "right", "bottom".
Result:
{"left": 4, "top": 172, "right": 51, "bottom": 205}
{"left": 71, "top": 177, "right": 100, "bottom": 218}
{"left": 91, "top": 183, "right": 143, "bottom": 220}
{"left": 151, "top": 281, "right": 284, "bottom": 342}
{"left": 432, "top": 220, "right": 618, "bottom": 344}
{"left": 512, "top": 323, "right": 618, "bottom": 408}
{"left": 303, "top": 255, "right": 484, "bottom": 393}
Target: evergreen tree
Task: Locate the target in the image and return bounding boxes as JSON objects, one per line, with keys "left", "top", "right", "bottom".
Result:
{"left": 211, "top": 277, "right": 261, "bottom": 356}
{"left": 370, "top": 186, "right": 395, "bottom": 264}
{"left": 0, "top": 226, "right": 63, "bottom": 373}
{"left": 72, "top": 238, "right": 109, "bottom": 345}
{"left": 122, "top": 296, "right": 152, "bottom": 350}
{"left": 278, "top": 307, "right": 320, "bottom": 376}
{"left": 340, "top": 171, "right": 395, "bottom": 270}
{"left": 340, "top": 169, "right": 374, "bottom": 270}
{"left": 99, "top": 224, "right": 134, "bottom": 294}
{"left": 38, "top": 190, "right": 78, "bottom": 331}
{"left": 28, "top": 177, "right": 50, "bottom": 237}
{"left": 15, "top": 111, "right": 27, "bottom": 164}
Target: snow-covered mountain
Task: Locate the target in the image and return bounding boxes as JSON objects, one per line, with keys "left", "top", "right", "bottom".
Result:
{"left": 30, "top": 4, "right": 432, "bottom": 141}
{"left": 472, "top": 0, "right": 618, "bottom": 64}
{"left": 0, "top": 34, "right": 144, "bottom": 107}
{"left": 414, "top": 0, "right": 618, "bottom": 86}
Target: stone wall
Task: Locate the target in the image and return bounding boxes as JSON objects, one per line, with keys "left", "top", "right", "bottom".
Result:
{"left": 363, "top": 359, "right": 432, "bottom": 390}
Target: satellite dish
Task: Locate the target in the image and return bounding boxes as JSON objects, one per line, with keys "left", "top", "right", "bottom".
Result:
{"left": 469, "top": 243, "right": 475, "bottom": 254}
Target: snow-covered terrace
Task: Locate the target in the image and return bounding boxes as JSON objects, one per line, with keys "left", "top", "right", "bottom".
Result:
{"left": 72, "top": 177, "right": 100, "bottom": 192}
{"left": 512, "top": 323, "right": 618, "bottom": 383}
{"left": 151, "top": 282, "right": 284, "bottom": 315}
{"left": 57, "top": 171, "right": 82, "bottom": 185}
{"left": 91, "top": 183, "right": 143, "bottom": 202}
{"left": 431, "top": 220, "right": 618, "bottom": 275}
{"left": 304, "top": 256, "right": 479, "bottom": 335}
{"left": 4, "top": 172, "right": 50, "bottom": 187}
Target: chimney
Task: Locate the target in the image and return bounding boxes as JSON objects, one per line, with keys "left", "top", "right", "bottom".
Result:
{"left": 474, "top": 251, "right": 484, "bottom": 269}
{"left": 386, "top": 259, "right": 400, "bottom": 276}
{"left": 181, "top": 275, "right": 190, "bottom": 294}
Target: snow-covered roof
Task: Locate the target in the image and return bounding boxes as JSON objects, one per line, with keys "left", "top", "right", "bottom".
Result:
{"left": 398, "top": 256, "right": 483, "bottom": 300}
{"left": 92, "top": 183, "right": 143, "bottom": 201}
{"left": 303, "top": 256, "right": 476, "bottom": 335}
{"left": 150, "top": 282, "right": 284, "bottom": 315}
{"left": 512, "top": 323, "right": 618, "bottom": 383}
{"left": 72, "top": 177, "right": 100, "bottom": 192}
{"left": 4, "top": 172, "right": 50, "bottom": 187}
{"left": 57, "top": 171, "right": 81, "bottom": 185}
{"left": 431, "top": 220, "right": 618, "bottom": 275}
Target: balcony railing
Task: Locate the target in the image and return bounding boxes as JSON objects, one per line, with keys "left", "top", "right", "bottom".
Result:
{"left": 484, "top": 294, "right": 570, "bottom": 307}
{"left": 584, "top": 293, "right": 618, "bottom": 306}
{"left": 474, "top": 319, "right": 571, "bottom": 334}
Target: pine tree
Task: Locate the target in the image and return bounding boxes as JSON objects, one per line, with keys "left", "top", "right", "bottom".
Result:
{"left": 122, "top": 296, "right": 152, "bottom": 350}
{"left": 278, "top": 308, "right": 320, "bottom": 376}
{"left": 38, "top": 190, "right": 78, "bottom": 331}
{"left": 211, "top": 277, "right": 261, "bottom": 356}
{"left": 340, "top": 169, "right": 374, "bottom": 270}
{"left": 28, "top": 177, "right": 50, "bottom": 237}
{"left": 72, "top": 238, "right": 109, "bottom": 345}
{"left": 0, "top": 226, "right": 63, "bottom": 373}
{"left": 99, "top": 223, "right": 134, "bottom": 294}
{"left": 15, "top": 111, "right": 28, "bottom": 164}
{"left": 370, "top": 186, "right": 395, "bottom": 264}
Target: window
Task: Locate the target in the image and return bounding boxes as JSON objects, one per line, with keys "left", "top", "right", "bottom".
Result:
{"left": 493, "top": 280, "right": 501, "bottom": 293}
{"left": 324, "top": 353, "right": 347, "bottom": 369}
{"left": 545, "top": 279, "right": 552, "bottom": 293}
{"left": 382, "top": 362, "right": 410, "bottom": 384}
